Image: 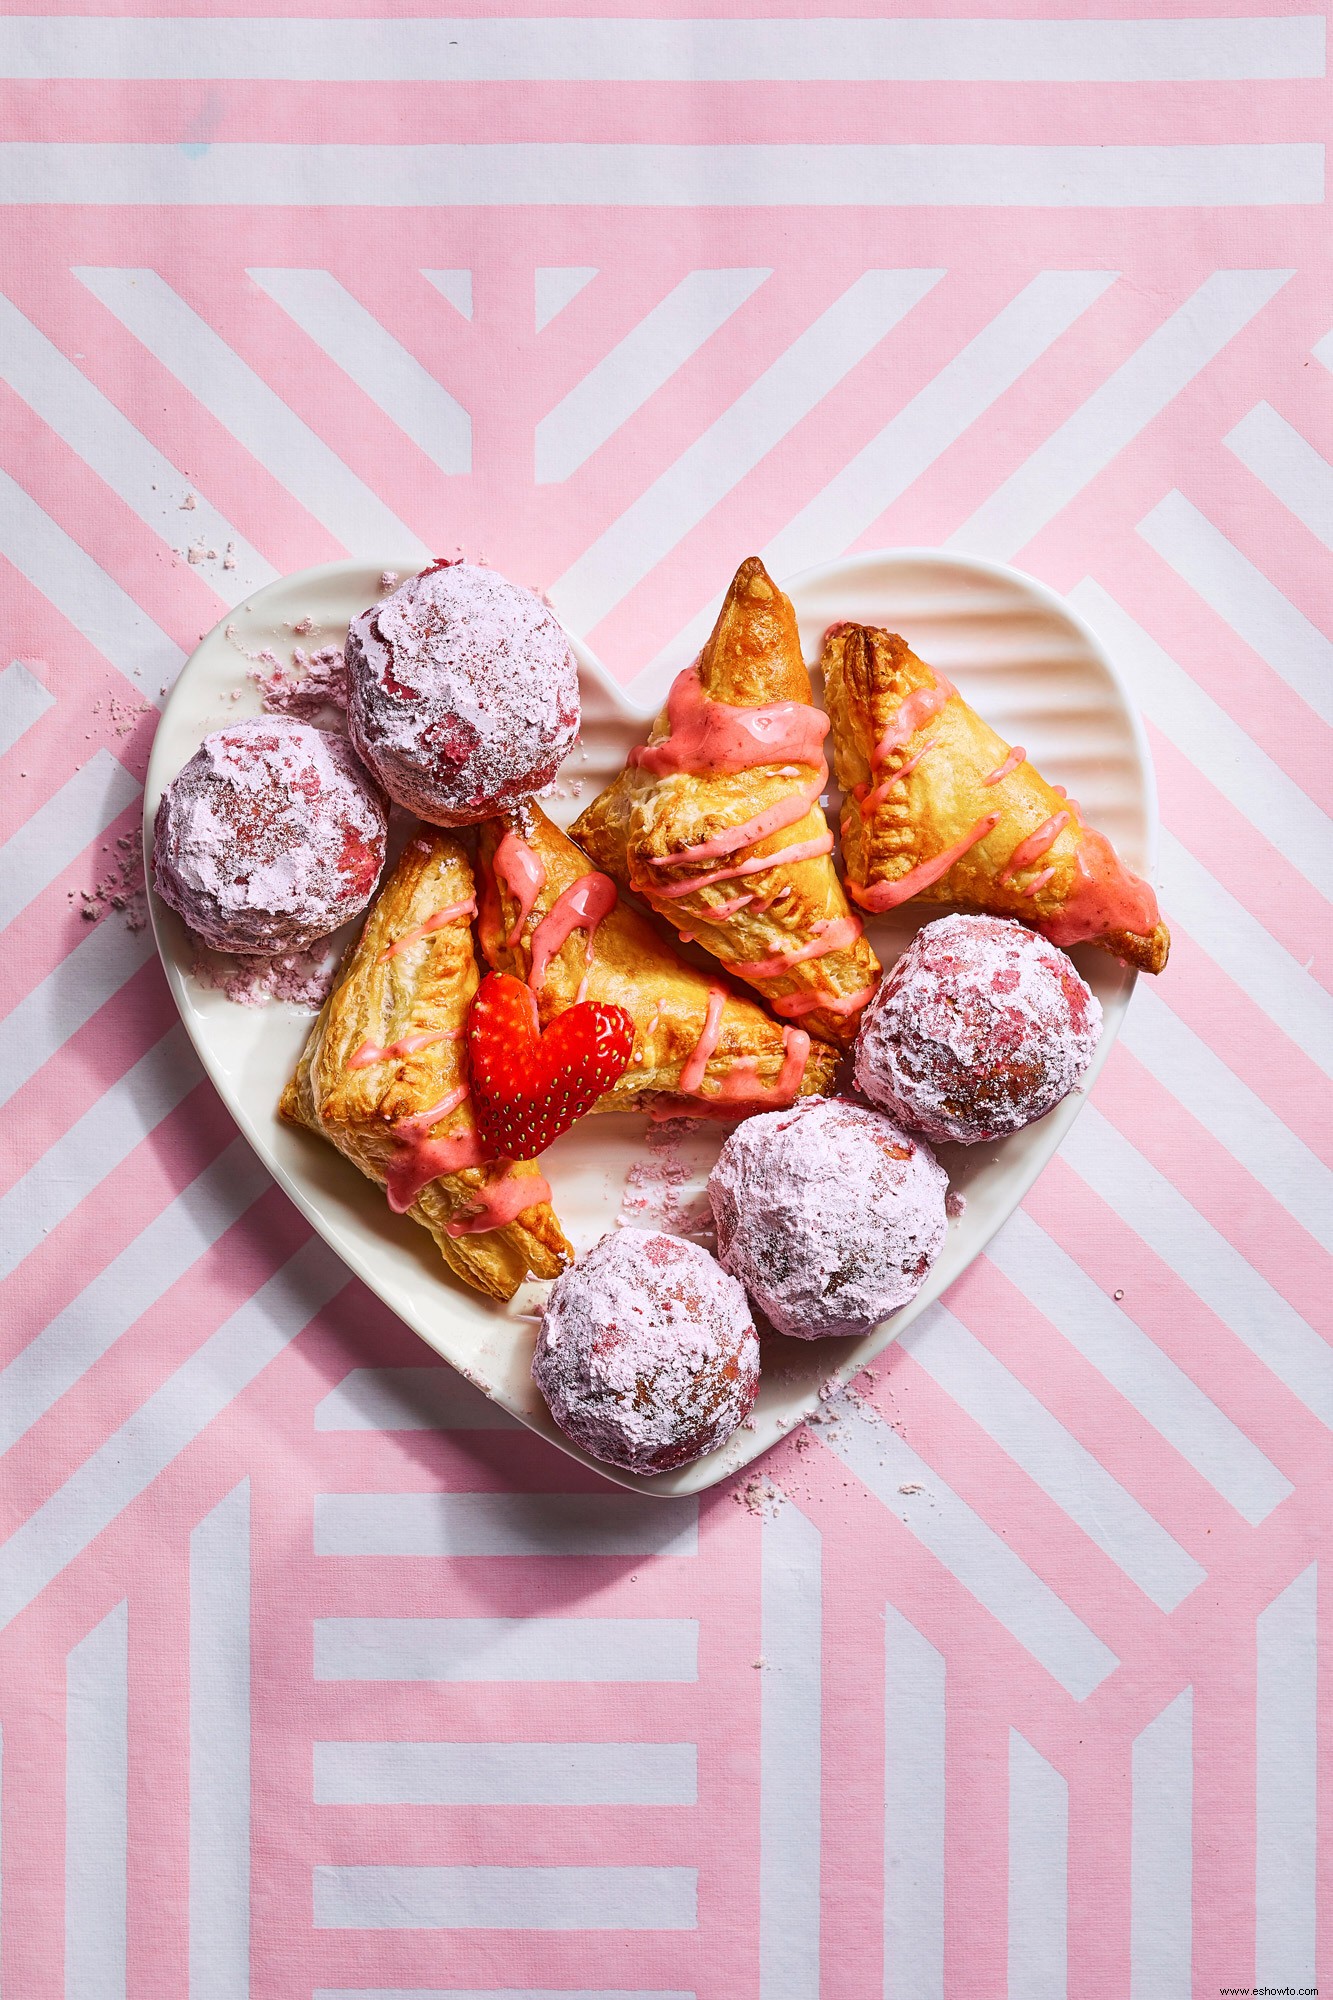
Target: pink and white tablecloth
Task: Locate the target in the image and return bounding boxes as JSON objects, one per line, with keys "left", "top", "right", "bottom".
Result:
{"left": 1, "top": 5, "right": 1330, "bottom": 1995}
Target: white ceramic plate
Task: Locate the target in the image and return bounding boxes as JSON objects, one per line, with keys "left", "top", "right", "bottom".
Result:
{"left": 144, "top": 551, "right": 1154, "bottom": 1495}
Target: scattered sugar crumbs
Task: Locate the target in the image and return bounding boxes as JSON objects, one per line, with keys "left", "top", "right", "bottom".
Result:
{"left": 190, "top": 936, "right": 339, "bottom": 1009}
{"left": 71, "top": 832, "right": 147, "bottom": 932}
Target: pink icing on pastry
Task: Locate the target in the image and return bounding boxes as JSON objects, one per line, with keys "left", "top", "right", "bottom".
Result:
{"left": 723, "top": 914, "right": 863, "bottom": 980}
{"left": 650, "top": 831, "right": 835, "bottom": 900}
{"left": 630, "top": 664, "right": 829, "bottom": 777}
{"left": 493, "top": 828, "right": 548, "bottom": 946}
{"left": 526, "top": 871, "right": 618, "bottom": 992}
{"left": 848, "top": 813, "right": 1001, "bottom": 913}
{"left": 870, "top": 674, "right": 955, "bottom": 767}
{"left": 532, "top": 1229, "right": 759, "bottom": 1474}
{"left": 984, "top": 745, "right": 1026, "bottom": 785}
{"left": 998, "top": 810, "right": 1070, "bottom": 888}
{"left": 648, "top": 769, "right": 827, "bottom": 868}
{"left": 152, "top": 718, "right": 387, "bottom": 954}
{"left": 771, "top": 984, "right": 877, "bottom": 1020}
{"left": 859, "top": 737, "right": 936, "bottom": 815}
{"left": 679, "top": 986, "right": 727, "bottom": 1094}
{"left": 347, "top": 1025, "right": 462, "bottom": 1069}
{"left": 709, "top": 1096, "right": 948, "bottom": 1340}
{"left": 346, "top": 564, "right": 579, "bottom": 825}
{"left": 446, "top": 1168, "right": 553, "bottom": 1236}
{"left": 378, "top": 898, "right": 476, "bottom": 961}
{"left": 853, "top": 913, "right": 1102, "bottom": 1145}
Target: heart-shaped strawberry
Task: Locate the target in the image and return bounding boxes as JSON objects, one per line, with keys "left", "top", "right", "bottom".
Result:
{"left": 467, "top": 972, "right": 635, "bottom": 1160}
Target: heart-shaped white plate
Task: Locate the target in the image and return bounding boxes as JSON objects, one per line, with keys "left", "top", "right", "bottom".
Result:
{"left": 143, "top": 551, "right": 1153, "bottom": 1495}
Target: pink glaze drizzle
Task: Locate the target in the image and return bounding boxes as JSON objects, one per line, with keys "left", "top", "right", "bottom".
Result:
{"left": 1024, "top": 866, "right": 1057, "bottom": 898}
{"left": 393, "top": 1083, "right": 470, "bottom": 1138}
{"left": 446, "top": 1168, "right": 553, "bottom": 1237}
{"left": 651, "top": 831, "right": 834, "bottom": 901}
{"left": 378, "top": 897, "right": 476, "bottom": 962}
{"left": 849, "top": 812, "right": 1002, "bottom": 913}
{"left": 348, "top": 1025, "right": 462, "bottom": 1069}
{"left": 723, "top": 914, "right": 864, "bottom": 980}
{"left": 662, "top": 1026, "right": 812, "bottom": 1117}
{"left": 998, "top": 811, "right": 1070, "bottom": 889}
{"left": 859, "top": 738, "right": 936, "bottom": 815}
{"left": 493, "top": 828, "right": 547, "bottom": 946}
{"left": 648, "top": 767, "right": 827, "bottom": 868}
{"left": 679, "top": 987, "right": 727, "bottom": 1094}
{"left": 630, "top": 665, "right": 829, "bottom": 777}
{"left": 871, "top": 675, "right": 955, "bottom": 768}
{"left": 385, "top": 1121, "right": 488, "bottom": 1213}
{"left": 984, "top": 744, "right": 1026, "bottom": 786}
{"left": 526, "top": 871, "right": 618, "bottom": 992}
{"left": 772, "top": 983, "right": 877, "bottom": 1020}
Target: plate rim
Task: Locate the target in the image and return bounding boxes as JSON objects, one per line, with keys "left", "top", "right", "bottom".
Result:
{"left": 143, "top": 548, "right": 1151, "bottom": 1495}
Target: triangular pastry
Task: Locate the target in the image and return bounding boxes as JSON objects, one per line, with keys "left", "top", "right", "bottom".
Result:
{"left": 280, "top": 828, "right": 571, "bottom": 1301}
{"left": 571, "top": 557, "right": 881, "bottom": 1044}
{"left": 476, "top": 802, "right": 839, "bottom": 1116}
{"left": 821, "top": 623, "right": 1171, "bottom": 976}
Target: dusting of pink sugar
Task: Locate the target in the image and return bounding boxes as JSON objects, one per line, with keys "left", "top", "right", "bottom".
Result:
{"left": 854, "top": 913, "right": 1102, "bottom": 1144}
{"left": 346, "top": 563, "right": 579, "bottom": 825}
{"left": 248, "top": 645, "right": 349, "bottom": 724}
{"left": 152, "top": 717, "right": 387, "bottom": 954}
{"left": 533, "top": 1229, "right": 759, "bottom": 1475}
{"left": 191, "top": 937, "right": 339, "bottom": 1010}
{"left": 709, "top": 1096, "right": 948, "bottom": 1340}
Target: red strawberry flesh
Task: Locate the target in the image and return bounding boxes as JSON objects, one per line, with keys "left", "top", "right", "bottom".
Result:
{"left": 466, "top": 972, "right": 635, "bottom": 1160}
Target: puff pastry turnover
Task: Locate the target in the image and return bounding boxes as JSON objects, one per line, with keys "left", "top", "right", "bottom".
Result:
{"left": 821, "top": 623, "right": 1170, "bottom": 976}
{"left": 280, "top": 828, "right": 571, "bottom": 1302}
{"left": 571, "top": 557, "right": 881, "bottom": 1043}
{"left": 477, "top": 802, "right": 839, "bottom": 1117}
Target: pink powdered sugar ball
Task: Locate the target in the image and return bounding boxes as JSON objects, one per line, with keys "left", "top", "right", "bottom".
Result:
{"left": 152, "top": 717, "right": 387, "bottom": 954}
{"left": 533, "top": 1229, "right": 760, "bottom": 1475}
{"left": 709, "top": 1097, "right": 948, "bottom": 1341}
{"left": 346, "top": 561, "right": 580, "bottom": 824}
{"left": 854, "top": 913, "right": 1103, "bottom": 1145}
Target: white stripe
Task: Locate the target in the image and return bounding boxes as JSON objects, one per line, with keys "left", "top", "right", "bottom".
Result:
{"left": 820, "top": 1399, "right": 1117, "bottom": 1699}
{"left": 536, "top": 267, "right": 769, "bottom": 483}
{"left": 420, "top": 268, "right": 473, "bottom": 321}
{"left": 950, "top": 271, "right": 1292, "bottom": 560}
{"left": 0, "top": 290, "right": 273, "bottom": 598}
{"left": 1062, "top": 1108, "right": 1333, "bottom": 1429}
{"left": 759, "top": 1504, "right": 821, "bottom": 2000}
{"left": 1130, "top": 1688, "right": 1193, "bottom": 2000}
{"left": 0, "top": 1238, "right": 345, "bottom": 1630}
{"left": 0, "top": 659, "right": 53, "bottom": 757}
{"left": 552, "top": 269, "right": 942, "bottom": 634}
{"left": 764, "top": 269, "right": 1117, "bottom": 582}
{"left": 314, "top": 1990, "right": 695, "bottom": 1999}
{"left": 248, "top": 268, "right": 471, "bottom": 475}
{"left": 313, "top": 1865, "right": 697, "bottom": 1931}
{"left": 0, "top": 465, "right": 183, "bottom": 689}
{"left": 314, "top": 1491, "right": 697, "bottom": 1557}
{"left": 313, "top": 1366, "right": 518, "bottom": 1431}
{"left": 883, "top": 1605, "right": 945, "bottom": 2000}
{"left": 314, "top": 1740, "right": 696, "bottom": 1806}
{"left": 900, "top": 1304, "right": 1205, "bottom": 1612}
{"left": 0, "top": 16, "right": 1323, "bottom": 82}
{"left": 0, "top": 1139, "right": 269, "bottom": 1456}
{"left": 65, "top": 1601, "right": 127, "bottom": 2000}
{"left": 1255, "top": 1564, "right": 1318, "bottom": 1987}
{"left": 0, "top": 918, "right": 153, "bottom": 1109}
{"left": 0, "top": 748, "right": 139, "bottom": 931}
{"left": 1157, "top": 829, "right": 1333, "bottom": 1076}
{"left": 1137, "top": 487, "right": 1333, "bottom": 725}
{"left": 1227, "top": 400, "right": 1333, "bottom": 548}
{"left": 6, "top": 145, "right": 1318, "bottom": 210}
{"left": 315, "top": 1617, "right": 697, "bottom": 1683}
{"left": 189, "top": 1483, "right": 250, "bottom": 2000}
{"left": 1007, "top": 1732, "right": 1068, "bottom": 2000}
{"left": 1122, "top": 983, "right": 1333, "bottom": 1251}
{"left": 985, "top": 1210, "right": 1291, "bottom": 1526}
{"left": 535, "top": 265, "right": 597, "bottom": 331}
{"left": 74, "top": 268, "right": 430, "bottom": 562}
{"left": 1069, "top": 579, "right": 1333, "bottom": 900}
{"left": 0, "top": 1023, "right": 200, "bottom": 1284}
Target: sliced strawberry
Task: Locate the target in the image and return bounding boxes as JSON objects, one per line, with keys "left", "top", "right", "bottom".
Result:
{"left": 466, "top": 972, "right": 635, "bottom": 1160}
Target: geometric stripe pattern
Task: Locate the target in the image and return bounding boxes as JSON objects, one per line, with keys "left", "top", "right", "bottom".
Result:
{"left": 0, "top": 9, "right": 1329, "bottom": 1995}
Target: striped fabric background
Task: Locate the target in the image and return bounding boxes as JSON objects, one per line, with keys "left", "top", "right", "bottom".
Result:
{"left": 0, "top": 4, "right": 1329, "bottom": 1995}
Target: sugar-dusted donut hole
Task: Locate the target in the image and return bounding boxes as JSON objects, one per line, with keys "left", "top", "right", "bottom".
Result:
{"left": 152, "top": 717, "right": 387, "bottom": 954}
{"left": 709, "top": 1096, "right": 948, "bottom": 1341}
{"left": 346, "top": 562, "right": 580, "bottom": 825}
{"left": 532, "top": 1229, "right": 760, "bottom": 1475}
{"left": 854, "top": 913, "right": 1102, "bottom": 1145}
